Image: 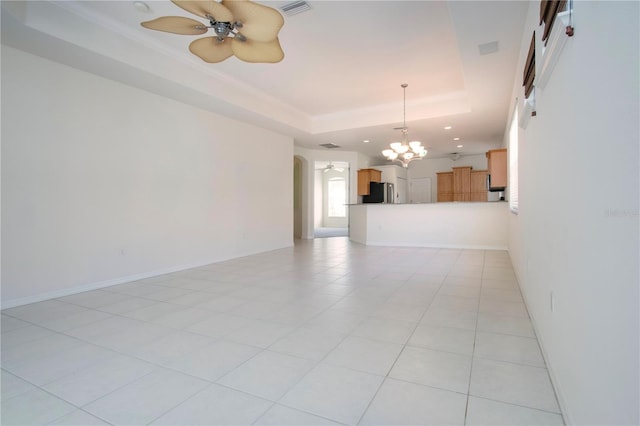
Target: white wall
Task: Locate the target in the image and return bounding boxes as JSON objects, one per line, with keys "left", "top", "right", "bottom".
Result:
{"left": 402, "top": 154, "right": 489, "bottom": 202}
{"left": 1, "top": 47, "right": 294, "bottom": 307}
{"left": 506, "top": 2, "right": 639, "bottom": 424}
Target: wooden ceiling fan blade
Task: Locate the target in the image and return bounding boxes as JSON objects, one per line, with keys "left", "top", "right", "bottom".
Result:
{"left": 172, "top": 0, "right": 234, "bottom": 22}
{"left": 222, "top": 0, "right": 284, "bottom": 42}
{"left": 141, "top": 16, "right": 208, "bottom": 35}
{"left": 231, "top": 38, "right": 284, "bottom": 63}
{"left": 189, "top": 37, "right": 234, "bottom": 63}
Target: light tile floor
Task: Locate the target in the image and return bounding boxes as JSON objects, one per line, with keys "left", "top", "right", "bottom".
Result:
{"left": 1, "top": 238, "right": 564, "bottom": 425}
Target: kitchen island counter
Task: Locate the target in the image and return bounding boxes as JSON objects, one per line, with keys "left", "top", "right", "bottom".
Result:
{"left": 349, "top": 202, "right": 508, "bottom": 249}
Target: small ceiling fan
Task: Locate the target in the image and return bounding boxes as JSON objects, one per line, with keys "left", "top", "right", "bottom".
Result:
{"left": 324, "top": 162, "right": 345, "bottom": 173}
{"left": 141, "top": 0, "right": 285, "bottom": 63}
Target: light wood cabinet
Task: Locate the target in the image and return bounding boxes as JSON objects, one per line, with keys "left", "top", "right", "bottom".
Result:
{"left": 438, "top": 167, "right": 488, "bottom": 202}
{"left": 436, "top": 172, "right": 454, "bottom": 202}
{"left": 357, "top": 169, "right": 382, "bottom": 195}
{"left": 470, "top": 170, "right": 488, "bottom": 201}
{"left": 453, "top": 167, "right": 471, "bottom": 201}
{"left": 487, "top": 148, "right": 507, "bottom": 190}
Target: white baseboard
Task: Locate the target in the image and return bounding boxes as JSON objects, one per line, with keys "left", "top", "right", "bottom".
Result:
{"left": 364, "top": 241, "right": 509, "bottom": 251}
{"left": 1, "top": 260, "right": 213, "bottom": 310}
{"left": 1, "top": 242, "right": 294, "bottom": 310}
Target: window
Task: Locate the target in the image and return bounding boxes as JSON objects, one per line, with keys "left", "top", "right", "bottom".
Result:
{"left": 509, "top": 107, "right": 519, "bottom": 213}
{"left": 327, "top": 178, "right": 346, "bottom": 217}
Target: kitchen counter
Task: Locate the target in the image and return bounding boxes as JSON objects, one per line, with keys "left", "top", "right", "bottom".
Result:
{"left": 349, "top": 202, "right": 508, "bottom": 249}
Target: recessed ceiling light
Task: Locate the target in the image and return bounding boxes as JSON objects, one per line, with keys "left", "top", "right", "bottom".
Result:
{"left": 133, "top": 1, "right": 150, "bottom": 12}
{"left": 363, "top": 140, "right": 370, "bottom": 143}
{"left": 457, "top": 145, "right": 463, "bottom": 148}
{"left": 444, "top": 126, "right": 452, "bottom": 130}
{"left": 453, "top": 137, "right": 460, "bottom": 141}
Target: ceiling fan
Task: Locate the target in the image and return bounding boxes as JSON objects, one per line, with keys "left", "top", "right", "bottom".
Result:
{"left": 141, "top": 0, "right": 285, "bottom": 63}
{"left": 324, "top": 162, "right": 345, "bottom": 173}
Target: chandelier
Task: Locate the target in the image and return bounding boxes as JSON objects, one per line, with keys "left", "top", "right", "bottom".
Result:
{"left": 382, "top": 84, "right": 427, "bottom": 168}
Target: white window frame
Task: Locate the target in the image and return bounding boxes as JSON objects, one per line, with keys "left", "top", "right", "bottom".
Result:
{"left": 509, "top": 105, "right": 519, "bottom": 214}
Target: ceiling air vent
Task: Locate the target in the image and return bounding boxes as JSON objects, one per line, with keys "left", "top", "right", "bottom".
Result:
{"left": 320, "top": 143, "right": 340, "bottom": 149}
{"left": 478, "top": 41, "right": 499, "bottom": 55}
{"left": 280, "top": 1, "right": 311, "bottom": 16}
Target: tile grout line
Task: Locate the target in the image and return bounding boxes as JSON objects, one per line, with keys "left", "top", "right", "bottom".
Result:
{"left": 3, "top": 245, "right": 553, "bottom": 425}
{"left": 463, "top": 249, "right": 486, "bottom": 425}
{"left": 354, "top": 247, "right": 452, "bottom": 425}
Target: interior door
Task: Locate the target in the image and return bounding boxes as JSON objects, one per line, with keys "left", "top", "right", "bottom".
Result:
{"left": 396, "top": 178, "right": 407, "bottom": 204}
{"left": 409, "top": 177, "right": 432, "bottom": 203}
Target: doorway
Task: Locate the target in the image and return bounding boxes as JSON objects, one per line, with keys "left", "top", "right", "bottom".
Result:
{"left": 314, "top": 161, "right": 349, "bottom": 238}
{"left": 409, "top": 177, "right": 432, "bottom": 203}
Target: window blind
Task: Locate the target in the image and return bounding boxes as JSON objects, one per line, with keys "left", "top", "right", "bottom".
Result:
{"left": 523, "top": 32, "right": 535, "bottom": 99}
{"left": 540, "top": 0, "right": 568, "bottom": 44}
{"left": 509, "top": 107, "right": 519, "bottom": 213}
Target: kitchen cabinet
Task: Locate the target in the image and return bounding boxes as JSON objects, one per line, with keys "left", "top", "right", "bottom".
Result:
{"left": 438, "top": 166, "right": 489, "bottom": 202}
{"left": 470, "top": 170, "right": 488, "bottom": 201}
{"left": 436, "top": 172, "right": 454, "bottom": 202}
{"left": 487, "top": 148, "right": 507, "bottom": 190}
{"left": 357, "top": 168, "right": 382, "bottom": 195}
{"left": 453, "top": 166, "right": 471, "bottom": 201}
